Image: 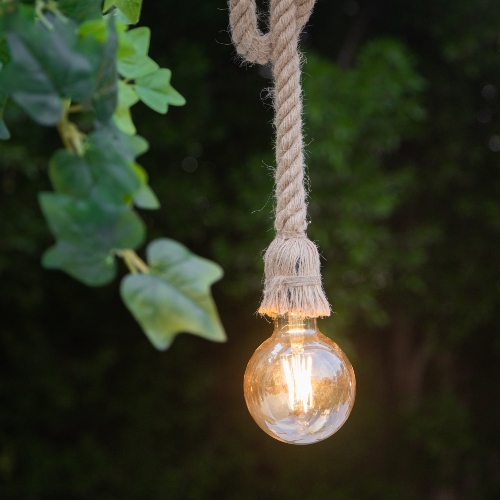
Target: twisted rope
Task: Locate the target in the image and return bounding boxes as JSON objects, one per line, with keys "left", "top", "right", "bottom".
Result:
{"left": 229, "top": 0, "right": 330, "bottom": 318}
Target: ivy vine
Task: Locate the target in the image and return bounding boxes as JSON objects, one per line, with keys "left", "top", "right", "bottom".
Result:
{"left": 0, "top": 0, "right": 226, "bottom": 349}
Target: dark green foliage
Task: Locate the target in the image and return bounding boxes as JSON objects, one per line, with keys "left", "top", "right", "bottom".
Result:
{"left": 0, "top": 89, "right": 9, "bottom": 139}
{"left": 58, "top": 0, "right": 103, "bottom": 22}
{"left": 0, "top": 0, "right": 225, "bottom": 350}
{"left": 0, "top": 14, "right": 101, "bottom": 125}
{"left": 1, "top": 0, "right": 500, "bottom": 498}
{"left": 40, "top": 192, "right": 145, "bottom": 285}
{"left": 91, "top": 18, "right": 119, "bottom": 121}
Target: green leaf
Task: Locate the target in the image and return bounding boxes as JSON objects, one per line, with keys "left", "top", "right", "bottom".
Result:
{"left": 0, "top": 14, "right": 102, "bottom": 125}
{"left": 125, "top": 27, "right": 150, "bottom": 55}
{"left": 0, "top": 119, "right": 10, "bottom": 140}
{"left": 162, "top": 84, "right": 186, "bottom": 106}
{"left": 119, "top": 54, "right": 158, "bottom": 80}
{"left": 134, "top": 184, "right": 160, "bottom": 209}
{"left": 85, "top": 127, "right": 142, "bottom": 203}
{"left": 0, "top": 37, "right": 10, "bottom": 66}
{"left": 129, "top": 162, "right": 160, "bottom": 209}
{"left": 115, "top": 22, "right": 135, "bottom": 59}
{"left": 116, "top": 0, "right": 143, "bottom": 24}
{"left": 61, "top": 126, "right": 156, "bottom": 208}
{"left": 117, "top": 80, "right": 139, "bottom": 107}
{"left": 78, "top": 19, "right": 108, "bottom": 43}
{"left": 91, "top": 18, "right": 118, "bottom": 122}
{"left": 135, "top": 69, "right": 186, "bottom": 114}
{"left": 117, "top": 27, "right": 158, "bottom": 79}
{"left": 127, "top": 134, "right": 149, "bottom": 158}
{"left": 48, "top": 150, "right": 93, "bottom": 197}
{"left": 48, "top": 128, "right": 142, "bottom": 205}
{"left": 40, "top": 193, "right": 145, "bottom": 286}
{"left": 130, "top": 162, "right": 147, "bottom": 183}
{"left": 121, "top": 238, "right": 226, "bottom": 350}
{"left": 58, "top": 0, "right": 103, "bottom": 22}
{"left": 112, "top": 8, "right": 134, "bottom": 26}
{"left": 103, "top": 0, "right": 116, "bottom": 13}
{"left": 0, "top": 90, "right": 10, "bottom": 140}
{"left": 113, "top": 80, "right": 139, "bottom": 134}
{"left": 99, "top": 123, "right": 145, "bottom": 161}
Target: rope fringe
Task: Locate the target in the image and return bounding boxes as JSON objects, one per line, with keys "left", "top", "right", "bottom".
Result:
{"left": 229, "top": 0, "right": 331, "bottom": 318}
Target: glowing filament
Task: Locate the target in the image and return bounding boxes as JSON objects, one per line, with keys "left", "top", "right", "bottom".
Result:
{"left": 281, "top": 353, "right": 313, "bottom": 413}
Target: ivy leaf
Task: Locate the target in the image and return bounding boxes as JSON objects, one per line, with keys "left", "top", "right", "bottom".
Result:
{"left": 127, "top": 134, "right": 149, "bottom": 158}
{"left": 92, "top": 122, "right": 147, "bottom": 161}
{"left": 57, "top": 125, "right": 156, "bottom": 209}
{"left": 111, "top": 8, "right": 134, "bottom": 26}
{"left": 58, "top": 0, "right": 103, "bottom": 22}
{"left": 115, "top": 22, "right": 135, "bottom": 59}
{"left": 134, "top": 184, "right": 160, "bottom": 209}
{"left": 0, "top": 15, "right": 101, "bottom": 125}
{"left": 119, "top": 54, "right": 157, "bottom": 80}
{"left": 125, "top": 26, "right": 150, "bottom": 55}
{"left": 135, "top": 69, "right": 186, "bottom": 114}
{"left": 116, "top": 0, "right": 143, "bottom": 24}
{"left": 0, "top": 36, "right": 10, "bottom": 66}
{"left": 85, "top": 127, "right": 141, "bottom": 202}
{"left": 40, "top": 193, "right": 145, "bottom": 286}
{"left": 78, "top": 19, "right": 108, "bottom": 43}
{"left": 103, "top": 0, "right": 116, "bottom": 13}
{"left": 0, "top": 120, "right": 10, "bottom": 140}
{"left": 117, "top": 27, "right": 158, "bottom": 79}
{"left": 130, "top": 163, "right": 160, "bottom": 209}
{"left": 121, "top": 238, "right": 226, "bottom": 350}
{"left": 100, "top": 123, "right": 148, "bottom": 162}
{"left": 90, "top": 18, "right": 118, "bottom": 122}
{"left": 0, "top": 90, "right": 10, "bottom": 140}
{"left": 48, "top": 150, "right": 93, "bottom": 197}
{"left": 48, "top": 128, "right": 142, "bottom": 205}
{"left": 113, "top": 80, "right": 139, "bottom": 134}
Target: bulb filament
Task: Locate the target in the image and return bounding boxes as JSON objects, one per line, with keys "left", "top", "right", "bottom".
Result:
{"left": 281, "top": 353, "right": 313, "bottom": 414}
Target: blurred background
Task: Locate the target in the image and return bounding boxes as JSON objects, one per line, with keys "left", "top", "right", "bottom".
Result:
{"left": 1, "top": 0, "right": 500, "bottom": 498}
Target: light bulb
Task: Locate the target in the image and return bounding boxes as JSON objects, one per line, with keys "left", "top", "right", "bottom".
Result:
{"left": 244, "top": 315, "right": 355, "bottom": 445}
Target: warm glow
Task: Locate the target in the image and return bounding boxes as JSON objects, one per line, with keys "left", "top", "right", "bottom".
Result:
{"left": 281, "top": 352, "right": 314, "bottom": 413}
{"left": 244, "top": 315, "right": 355, "bottom": 444}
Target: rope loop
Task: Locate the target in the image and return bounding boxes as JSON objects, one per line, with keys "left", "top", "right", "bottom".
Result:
{"left": 229, "top": 0, "right": 315, "bottom": 66}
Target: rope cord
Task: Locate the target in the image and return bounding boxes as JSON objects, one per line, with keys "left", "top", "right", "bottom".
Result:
{"left": 229, "top": 0, "right": 330, "bottom": 317}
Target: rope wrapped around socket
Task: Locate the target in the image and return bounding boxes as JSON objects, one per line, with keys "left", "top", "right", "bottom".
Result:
{"left": 229, "top": 0, "right": 331, "bottom": 318}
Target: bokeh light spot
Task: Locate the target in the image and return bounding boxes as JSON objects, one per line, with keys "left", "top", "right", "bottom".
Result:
{"left": 488, "top": 135, "right": 500, "bottom": 152}
{"left": 182, "top": 157, "right": 198, "bottom": 172}
{"left": 482, "top": 84, "right": 497, "bottom": 100}
{"left": 477, "top": 109, "right": 492, "bottom": 123}
{"left": 187, "top": 142, "right": 203, "bottom": 158}
{"left": 343, "top": 0, "right": 359, "bottom": 16}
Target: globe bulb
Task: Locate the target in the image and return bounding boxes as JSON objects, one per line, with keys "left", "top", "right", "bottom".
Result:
{"left": 244, "top": 315, "right": 356, "bottom": 445}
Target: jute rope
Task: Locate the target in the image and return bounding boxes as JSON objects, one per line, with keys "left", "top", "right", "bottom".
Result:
{"left": 229, "top": 0, "right": 331, "bottom": 318}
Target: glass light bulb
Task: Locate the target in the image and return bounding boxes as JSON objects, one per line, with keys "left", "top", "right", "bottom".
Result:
{"left": 244, "top": 315, "right": 356, "bottom": 445}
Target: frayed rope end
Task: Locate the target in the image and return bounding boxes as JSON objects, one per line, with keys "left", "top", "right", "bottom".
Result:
{"left": 258, "top": 233, "right": 331, "bottom": 318}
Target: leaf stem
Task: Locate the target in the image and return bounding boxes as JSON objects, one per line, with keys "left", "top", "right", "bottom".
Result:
{"left": 35, "top": 0, "right": 54, "bottom": 30}
{"left": 57, "top": 100, "right": 85, "bottom": 155}
{"left": 46, "top": 0, "right": 68, "bottom": 23}
{"left": 117, "top": 249, "right": 150, "bottom": 274}
{"left": 68, "top": 104, "right": 83, "bottom": 114}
